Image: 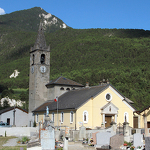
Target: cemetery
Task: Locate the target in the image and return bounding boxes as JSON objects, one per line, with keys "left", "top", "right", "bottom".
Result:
{"left": 25, "top": 107, "right": 150, "bottom": 150}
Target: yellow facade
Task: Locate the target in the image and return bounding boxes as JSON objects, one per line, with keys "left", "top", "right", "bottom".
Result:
{"left": 35, "top": 85, "right": 135, "bottom": 130}
{"left": 138, "top": 106, "right": 150, "bottom": 128}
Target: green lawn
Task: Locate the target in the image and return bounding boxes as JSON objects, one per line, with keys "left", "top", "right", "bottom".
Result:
{"left": 13, "top": 88, "right": 28, "bottom": 95}
{"left": 0, "top": 137, "right": 27, "bottom": 150}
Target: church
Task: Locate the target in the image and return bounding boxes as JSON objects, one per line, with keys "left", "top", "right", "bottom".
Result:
{"left": 29, "top": 23, "right": 137, "bottom": 129}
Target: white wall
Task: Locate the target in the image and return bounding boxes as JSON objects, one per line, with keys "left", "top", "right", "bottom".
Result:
{"left": 0, "top": 127, "right": 38, "bottom": 137}
{"left": 0, "top": 108, "right": 28, "bottom": 127}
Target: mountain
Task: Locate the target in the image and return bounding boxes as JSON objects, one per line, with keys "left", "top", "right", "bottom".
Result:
{"left": 0, "top": 7, "right": 150, "bottom": 110}
{"left": 0, "top": 7, "right": 69, "bottom": 33}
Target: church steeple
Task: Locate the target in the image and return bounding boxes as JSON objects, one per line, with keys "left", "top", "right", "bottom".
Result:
{"left": 31, "top": 22, "right": 48, "bottom": 51}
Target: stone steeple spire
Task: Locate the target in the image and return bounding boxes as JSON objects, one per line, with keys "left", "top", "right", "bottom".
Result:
{"left": 31, "top": 22, "right": 48, "bottom": 51}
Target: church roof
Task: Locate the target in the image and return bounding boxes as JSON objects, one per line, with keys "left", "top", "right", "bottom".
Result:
{"left": 46, "top": 76, "right": 84, "bottom": 87}
{"left": 33, "top": 84, "right": 109, "bottom": 112}
{"left": 31, "top": 22, "right": 48, "bottom": 51}
{"left": 33, "top": 83, "right": 135, "bottom": 113}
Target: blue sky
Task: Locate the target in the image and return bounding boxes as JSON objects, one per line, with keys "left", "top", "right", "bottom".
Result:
{"left": 1, "top": 0, "right": 150, "bottom": 30}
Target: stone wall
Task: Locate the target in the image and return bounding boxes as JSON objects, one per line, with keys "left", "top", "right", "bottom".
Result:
{"left": 0, "top": 127, "right": 38, "bottom": 137}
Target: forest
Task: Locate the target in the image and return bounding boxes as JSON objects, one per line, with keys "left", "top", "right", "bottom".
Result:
{"left": 0, "top": 7, "right": 150, "bottom": 111}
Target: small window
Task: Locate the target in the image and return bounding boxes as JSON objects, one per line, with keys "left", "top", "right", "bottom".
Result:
{"left": 66, "top": 88, "right": 70, "bottom": 91}
{"left": 105, "top": 93, "right": 112, "bottom": 101}
{"left": 36, "top": 114, "right": 38, "bottom": 123}
{"left": 32, "top": 54, "right": 35, "bottom": 65}
{"left": 83, "top": 111, "right": 88, "bottom": 123}
{"left": 41, "top": 54, "right": 45, "bottom": 64}
{"left": 61, "top": 112, "right": 64, "bottom": 123}
{"left": 52, "top": 112, "right": 54, "bottom": 122}
{"left": 60, "top": 87, "right": 64, "bottom": 90}
{"left": 70, "top": 111, "right": 73, "bottom": 123}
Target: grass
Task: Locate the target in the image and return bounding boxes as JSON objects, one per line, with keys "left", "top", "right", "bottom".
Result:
{"left": 13, "top": 88, "right": 28, "bottom": 95}
{"left": 0, "top": 136, "right": 27, "bottom": 150}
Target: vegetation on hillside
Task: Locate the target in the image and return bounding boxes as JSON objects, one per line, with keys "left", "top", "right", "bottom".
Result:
{"left": 0, "top": 7, "right": 150, "bottom": 110}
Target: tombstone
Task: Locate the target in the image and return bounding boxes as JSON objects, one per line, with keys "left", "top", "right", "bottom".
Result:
{"left": 63, "top": 127, "right": 69, "bottom": 150}
{"left": 145, "top": 137, "right": 150, "bottom": 150}
{"left": 96, "top": 131, "right": 112, "bottom": 148}
{"left": 41, "top": 126, "right": 55, "bottom": 150}
{"left": 110, "top": 134, "right": 124, "bottom": 149}
{"left": 123, "top": 122, "right": 130, "bottom": 142}
{"left": 79, "top": 125, "right": 86, "bottom": 140}
{"left": 92, "top": 132, "right": 99, "bottom": 145}
{"left": 133, "top": 133, "right": 143, "bottom": 149}
{"left": 40, "top": 106, "right": 55, "bottom": 150}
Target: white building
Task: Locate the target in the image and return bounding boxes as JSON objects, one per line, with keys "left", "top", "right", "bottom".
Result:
{"left": 0, "top": 107, "right": 28, "bottom": 127}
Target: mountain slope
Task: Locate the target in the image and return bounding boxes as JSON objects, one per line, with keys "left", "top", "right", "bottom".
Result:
{"left": 0, "top": 8, "right": 150, "bottom": 110}
{"left": 0, "top": 7, "right": 69, "bottom": 33}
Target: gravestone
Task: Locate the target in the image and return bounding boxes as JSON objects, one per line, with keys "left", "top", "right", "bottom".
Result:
{"left": 40, "top": 108, "right": 55, "bottom": 150}
{"left": 145, "top": 137, "right": 150, "bottom": 150}
{"left": 133, "top": 133, "right": 143, "bottom": 149}
{"left": 41, "top": 126, "right": 55, "bottom": 150}
{"left": 110, "top": 134, "right": 124, "bottom": 149}
{"left": 96, "top": 131, "right": 112, "bottom": 148}
{"left": 92, "top": 132, "right": 99, "bottom": 145}
{"left": 79, "top": 125, "right": 86, "bottom": 140}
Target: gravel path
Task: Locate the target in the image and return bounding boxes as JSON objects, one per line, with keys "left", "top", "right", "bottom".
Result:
{"left": 3, "top": 138, "right": 18, "bottom": 147}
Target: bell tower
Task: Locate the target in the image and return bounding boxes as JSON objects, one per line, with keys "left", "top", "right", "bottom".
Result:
{"left": 29, "top": 22, "right": 50, "bottom": 115}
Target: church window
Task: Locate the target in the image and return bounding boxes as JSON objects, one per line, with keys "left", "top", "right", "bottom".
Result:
{"left": 66, "top": 88, "right": 70, "bottom": 91}
{"left": 36, "top": 114, "right": 38, "bottom": 123}
{"left": 61, "top": 112, "right": 64, "bottom": 123}
{"left": 52, "top": 112, "right": 54, "bottom": 122}
{"left": 41, "top": 54, "right": 45, "bottom": 64}
{"left": 60, "top": 87, "right": 64, "bottom": 90}
{"left": 32, "top": 54, "right": 35, "bottom": 65}
{"left": 105, "top": 93, "right": 112, "bottom": 102}
{"left": 70, "top": 111, "right": 73, "bottom": 123}
{"left": 83, "top": 111, "right": 88, "bottom": 123}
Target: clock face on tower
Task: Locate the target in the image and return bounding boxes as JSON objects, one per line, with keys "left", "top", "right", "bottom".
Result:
{"left": 40, "top": 66, "right": 46, "bottom": 73}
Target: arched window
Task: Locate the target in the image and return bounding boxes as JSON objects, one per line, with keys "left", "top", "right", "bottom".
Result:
{"left": 83, "top": 111, "right": 88, "bottom": 123}
{"left": 41, "top": 54, "right": 45, "bottom": 64}
{"left": 60, "top": 87, "right": 64, "bottom": 90}
{"left": 66, "top": 88, "right": 70, "bottom": 91}
{"left": 32, "top": 54, "right": 35, "bottom": 65}
{"left": 124, "top": 112, "right": 129, "bottom": 122}
{"left": 61, "top": 112, "right": 64, "bottom": 123}
{"left": 52, "top": 112, "right": 54, "bottom": 122}
{"left": 36, "top": 113, "right": 38, "bottom": 123}
{"left": 70, "top": 111, "right": 73, "bottom": 123}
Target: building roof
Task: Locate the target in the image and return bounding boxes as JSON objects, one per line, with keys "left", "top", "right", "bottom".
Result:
{"left": 0, "top": 107, "right": 28, "bottom": 115}
{"left": 33, "top": 84, "right": 109, "bottom": 112}
{"left": 46, "top": 76, "right": 84, "bottom": 87}
{"left": 33, "top": 83, "right": 135, "bottom": 113}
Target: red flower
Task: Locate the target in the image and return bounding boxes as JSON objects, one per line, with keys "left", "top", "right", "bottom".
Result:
{"left": 124, "top": 143, "right": 127, "bottom": 146}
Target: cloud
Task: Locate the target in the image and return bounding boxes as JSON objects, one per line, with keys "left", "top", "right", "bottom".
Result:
{"left": 0, "top": 8, "right": 5, "bottom": 15}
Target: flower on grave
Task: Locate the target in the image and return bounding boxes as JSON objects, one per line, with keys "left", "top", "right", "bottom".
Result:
{"left": 123, "top": 143, "right": 127, "bottom": 146}
{"left": 137, "top": 146, "right": 142, "bottom": 149}
{"left": 131, "top": 146, "right": 135, "bottom": 150}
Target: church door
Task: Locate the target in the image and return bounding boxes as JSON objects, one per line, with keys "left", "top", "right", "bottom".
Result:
{"left": 105, "top": 116, "right": 112, "bottom": 128}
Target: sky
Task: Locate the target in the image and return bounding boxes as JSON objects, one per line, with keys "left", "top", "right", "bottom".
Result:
{"left": 1, "top": 0, "right": 150, "bottom": 30}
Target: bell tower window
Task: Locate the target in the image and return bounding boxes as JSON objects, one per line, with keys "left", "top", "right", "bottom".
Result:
{"left": 32, "top": 54, "right": 35, "bottom": 65}
{"left": 41, "top": 54, "right": 45, "bottom": 64}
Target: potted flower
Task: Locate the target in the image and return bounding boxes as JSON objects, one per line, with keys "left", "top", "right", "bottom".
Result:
{"left": 130, "top": 146, "right": 135, "bottom": 150}
{"left": 137, "top": 146, "right": 142, "bottom": 149}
